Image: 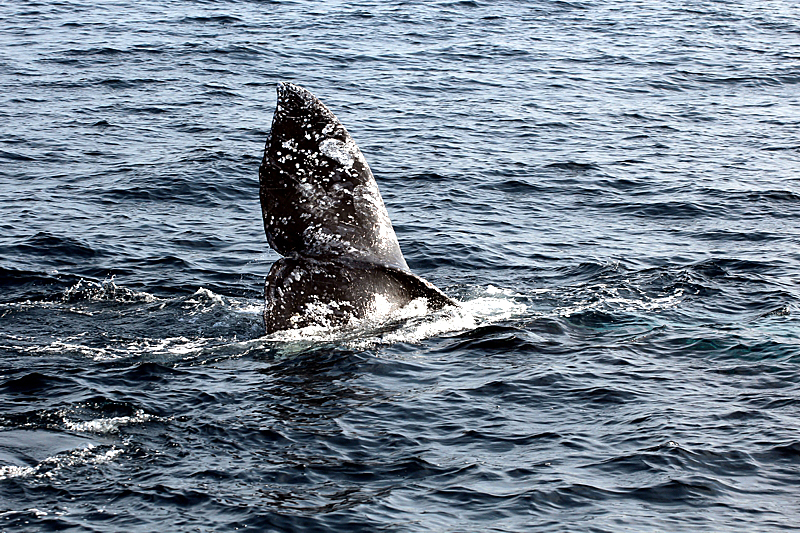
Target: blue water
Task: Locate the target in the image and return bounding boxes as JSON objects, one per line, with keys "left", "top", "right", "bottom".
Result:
{"left": 2, "top": 1, "right": 800, "bottom": 531}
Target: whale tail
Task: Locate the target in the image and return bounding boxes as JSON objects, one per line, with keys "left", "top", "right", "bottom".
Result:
{"left": 259, "top": 83, "right": 455, "bottom": 333}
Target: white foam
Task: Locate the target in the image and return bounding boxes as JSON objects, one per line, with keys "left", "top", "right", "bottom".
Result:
{"left": 0, "top": 464, "right": 37, "bottom": 480}
{"left": 62, "top": 409, "right": 153, "bottom": 435}
{"left": 552, "top": 285, "right": 684, "bottom": 317}
{"left": 373, "top": 296, "right": 528, "bottom": 346}
{"left": 0, "top": 443, "right": 123, "bottom": 481}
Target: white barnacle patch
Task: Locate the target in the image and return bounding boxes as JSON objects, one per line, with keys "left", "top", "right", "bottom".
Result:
{"left": 319, "top": 138, "right": 355, "bottom": 169}
{"left": 287, "top": 298, "right": 348, "bottom": 329}
{"left": 281, "top": 139, "right": 298, "bottom": 152}
{"left": 354, "top": 181, "right": 384, "bottom": 211}
{"left": 296, "top": 181, "right": 335, "bottom": 211}
{"left": 353, "top": 181, "right": 395, "bottom": 250}
{"left": 329, "top": 181, "right": 354, "bottom": 199}
{"left": 371, "top": 293, "right": 395, "bottom": 318}
{"left": 303, "top": 224, "right": 359, "bottom": 255}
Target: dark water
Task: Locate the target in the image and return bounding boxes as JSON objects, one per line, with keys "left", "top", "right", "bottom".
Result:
{"left": 2, "top": 0, "right": 800, "bottom": 531}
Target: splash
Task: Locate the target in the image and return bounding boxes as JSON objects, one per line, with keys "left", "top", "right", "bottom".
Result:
{"left": 62, "top": 277, "right": 158, "bottom": 303}
{"left": 266, "top": 286, "right": 529, "bottom": 351}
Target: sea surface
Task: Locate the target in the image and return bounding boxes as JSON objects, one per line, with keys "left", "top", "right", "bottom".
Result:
{"left": 1, "top": 1, "right": 799, "bottom": 531}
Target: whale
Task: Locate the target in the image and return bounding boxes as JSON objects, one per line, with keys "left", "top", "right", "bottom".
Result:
{"left": 259, "top": 82, "right": 456, "bottom": 333}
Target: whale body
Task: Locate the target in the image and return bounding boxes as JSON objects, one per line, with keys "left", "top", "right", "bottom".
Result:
{"left": 259, "top": 83, "right": 455, "bottom": 333}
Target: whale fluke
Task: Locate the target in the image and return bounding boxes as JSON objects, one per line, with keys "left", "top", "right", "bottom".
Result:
{"left": 259, "top": 83, "right": 455, "bottom": 333}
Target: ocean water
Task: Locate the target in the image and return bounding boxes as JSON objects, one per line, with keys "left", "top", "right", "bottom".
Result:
{"left": 1, "top": 0, "right": 799, "bottom": 531}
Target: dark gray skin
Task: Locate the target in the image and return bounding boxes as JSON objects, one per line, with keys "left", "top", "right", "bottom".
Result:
{"left": 259, "top": 83, "right": 455, "bottom": 333}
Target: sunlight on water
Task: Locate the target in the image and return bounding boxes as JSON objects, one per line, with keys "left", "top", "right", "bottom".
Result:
{"left": 1, "top": 0, "right": 799, "bottom": 530}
